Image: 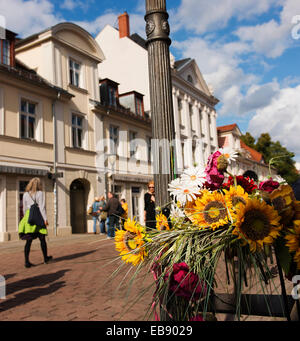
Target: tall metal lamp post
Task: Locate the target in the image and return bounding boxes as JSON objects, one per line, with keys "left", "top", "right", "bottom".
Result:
{"left": 145, "top": 0, "right": 175, "bottom": 209}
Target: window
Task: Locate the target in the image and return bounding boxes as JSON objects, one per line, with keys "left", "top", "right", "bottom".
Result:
{"left": 135, "top": 97, "right": 143, "bottom": 116}
{"left": 108, "top": 86, "right": 117, "bottom": 107}
{"left": 109, "top": 125, "right": 119, "bottom": 154}
{"left": 69, "top": 58, "right": 81, "bottom": 87}
{"left": 20, "top": 99, "right": 36, "bottom": 139}
{"left": 19, "top": 180, "right": 29, "bottom": 220}
{"left": 113, "top": 185, "right": 123, "bottom": 200}
{"left": 72, "top": 114, "right": 83, "bottom": 148}
{"left": 178, "top": 98, "right": 184, "bottom": 126}
{"left": 2, "top": 40, "right": 10, "bottom": 66}
{"left": 129, "top": 131, "right": 137, "bottom": 158}
{"left": 131, "top": 187, "right": 141, "bottom": 221}
{"left": 187, "top": 75, "right": 194, "bottom": 84}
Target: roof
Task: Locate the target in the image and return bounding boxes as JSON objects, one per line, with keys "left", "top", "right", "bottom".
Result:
{"left": 174, "top": 58, "right": 192, "bottom": 70}
{"left": 217, "top": 124, "right": 238, "bottom": 133}
{"left": 0, "top": 61, "right": 73, "bottom": 98}
{"left": 130, "top": 33, "right": 147, "bottom": 50}
{"left": 240, "top": 140, "right": 263, "bottom": 163}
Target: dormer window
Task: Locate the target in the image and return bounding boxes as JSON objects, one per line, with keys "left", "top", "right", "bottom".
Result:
{"left": 0, "top": 29, "right": 16, "bottom": 67}
{"left": 2, "top": 40, "right": 10, "bottom": 65}
{"left": 99, "top": 78, "right": 119, "bottom": 108}
{"left": 119, "top": 91, "right": 144, "bottom": 116}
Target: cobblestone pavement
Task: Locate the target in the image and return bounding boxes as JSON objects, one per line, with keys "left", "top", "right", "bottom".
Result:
{"left": 0, "top": 234, "right": 296, "bottom": 322}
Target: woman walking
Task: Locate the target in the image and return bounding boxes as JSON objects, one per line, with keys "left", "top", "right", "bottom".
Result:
{"left": 144, "top": 180, "right": 156, "bottom": 230}
{"left": 18, "top": 177, "right": 52, "bottom": 268}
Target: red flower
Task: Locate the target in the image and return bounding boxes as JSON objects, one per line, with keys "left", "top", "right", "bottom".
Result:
{"left": 223, "top": 176, "right": 257, "bottom": 194}
{"left": 259, "top": 178, "right": 280, "bottom": 193}
{"left": 205, "top": 151, "right": 225, "bottom": 190}
{"left": 166, "top": 262, "right": 206, "bottom": 300}
{"left": 189, "top": 315, "right": 205, "bottom": 321}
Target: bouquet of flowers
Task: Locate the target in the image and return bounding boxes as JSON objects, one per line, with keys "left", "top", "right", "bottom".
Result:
{"left": 113, "top": 148, "right": 300, "bottom": 321}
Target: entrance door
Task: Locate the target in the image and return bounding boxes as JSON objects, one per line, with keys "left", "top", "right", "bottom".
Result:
{"left": 131, "top": 186, "right": 141, "bottom": 222}
{"left": 70, "top": 179, "right": 87, "bottom": 234}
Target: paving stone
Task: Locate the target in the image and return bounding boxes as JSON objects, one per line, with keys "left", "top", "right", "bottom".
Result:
{"left": 0, "top": 234, "right": 295, "bottom": 321}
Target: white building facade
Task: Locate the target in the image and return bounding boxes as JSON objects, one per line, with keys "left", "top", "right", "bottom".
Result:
{"left": 96, "top": 12, "right": 219, "bottom": 174}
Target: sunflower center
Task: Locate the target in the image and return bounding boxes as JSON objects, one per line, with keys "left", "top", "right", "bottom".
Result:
{"left": 190, "top": 175, "right": 197, "bottom": 181}
{"left": 124, "top": 232, "right": 137, "bottom": 251}
{"left": 240, "top": 209, "right": 271, "bottom": 241}
{"left": 232, "top": 195, "right": 247, "bottom": 207}
{"left": 184, "top": 189, "right": 190, "bottom": 194}
{"left": 203, "top": 201, "right": 226, "bottom": 223}
{"left": 271, "top": 197, "right": 285, "bottom": 211}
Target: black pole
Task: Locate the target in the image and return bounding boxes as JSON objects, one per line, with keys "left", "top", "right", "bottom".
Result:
{"left": 275, "top": 249, "right": 291, "bottom": 321}
{"left": 145, "top": 0, "right": 175, "bottom": 209}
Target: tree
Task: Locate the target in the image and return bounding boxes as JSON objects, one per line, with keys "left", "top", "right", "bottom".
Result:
{"left": 241, "top": 132, "right": 299, "bottom": 185}
{"left": 240, "top": 132, "right": 256, "bottom": 149}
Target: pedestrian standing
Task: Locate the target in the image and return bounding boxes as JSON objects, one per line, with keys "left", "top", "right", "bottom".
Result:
{"left": 101, "top": 192, "right": 121, "bottom": 239}
{"left": 144, "top": 180, "right": 156, "bottom": 230}
{"left": 98, "top": 195, "right": 107, "bottom": 234}
{"left": 18, "top": 177, "right": 52, "bottom": 268}
{"left": 91, "top": 197, "right": 101, "bottom": 234}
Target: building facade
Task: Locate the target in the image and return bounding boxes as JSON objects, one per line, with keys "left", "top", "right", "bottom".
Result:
{"left": 217, "top": 124, "right": 277, "bottom": 181}
{"left": 0, "top": 22, "right": 157, "bottom": 241}
{"left": 91, "top": 78, "right": 153, "bottom": 225}
{"left": 0, "top": 23, "right": 108, "bottom": 241}
{"left": 95, "top": 12, "right": 219, "bottom": 174}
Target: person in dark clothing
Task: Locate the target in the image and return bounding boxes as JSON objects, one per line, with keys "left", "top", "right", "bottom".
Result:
{"left": 292, "top": 178, "right": 300, "bottom": 200}
{"left": 101, "top": 192, "right": 121, "bottom": 239}
{"left": 144, "top": 180, "right": 156, "bottom": 230}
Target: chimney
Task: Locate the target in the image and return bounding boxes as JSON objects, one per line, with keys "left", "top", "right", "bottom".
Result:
{"left": 118, "top": 12, "right": 130, "bottom": 38}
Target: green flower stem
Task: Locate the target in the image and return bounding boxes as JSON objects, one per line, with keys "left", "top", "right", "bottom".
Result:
{"left": 226, "top": 170, "right": 237, "bottom": 188}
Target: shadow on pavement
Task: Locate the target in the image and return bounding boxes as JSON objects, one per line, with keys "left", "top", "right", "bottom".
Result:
{"left": 51, "top": 250, "right": 98, "bottom": 263}
{"left": 0, "top": 281, "right": 66, "bottom": 313}
{"left": 5, "top": 269, "right": 70, "bottom": 296}
{"left": 2, "top": 274, "right": 16, "bottom": 281}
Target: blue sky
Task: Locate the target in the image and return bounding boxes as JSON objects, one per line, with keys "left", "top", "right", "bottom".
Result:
{"left": 1, "top": 0, "right": 300, "bottom": 167}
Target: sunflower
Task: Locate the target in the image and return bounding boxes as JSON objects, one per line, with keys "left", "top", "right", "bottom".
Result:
{"left": 285, "top": 220, "right": 300, "bottom": 270}
{"left": 293, "top": 201, "right": 300, "bottom": 220}
{"left": 115, "top": 219, "right": 147, "bottom": 266}
{"left": 186, "top": 190, "right": 232, "bottom": 230}
{"left": 233, "top": 198, "right": 282, "bottom": 252}
{"left": 223, "top": 185, "right": 248, "bottom": 212}
{"left": 156, "top": 213, "right": 170, "bottom": 231}
{"left": 270, "top": 184, "right": 296, "bottom": 226}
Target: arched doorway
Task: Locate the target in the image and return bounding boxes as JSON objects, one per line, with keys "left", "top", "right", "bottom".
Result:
{"left": 243, "top": 170, "right": 258, "bottom": 182}
{"left": 70, "top": 179, "right": 89, "bottom": 234}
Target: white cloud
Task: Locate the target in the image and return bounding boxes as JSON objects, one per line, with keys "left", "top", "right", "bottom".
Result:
{"left": 235, "top": 0, "right": 300, "bottom": 58}
{"left": 238, "top": 81, "right": 280, "bottom": 114}
{"left": 60, "top": 0, "right": 77, "bottom": 11}
{"left": 172, "top": 37, "right": 258, "bottom": 116}
{"left": 76, "top": 11, "right": 146, "bottom": 38}
{"left": 248, "top": 84, "right": 300, "bottom": 159}
{"left": 0, "top": 0, "right": 62, "bottom": 37}
{"left": 170, "top": 0, "right": 281, "bottom": 34}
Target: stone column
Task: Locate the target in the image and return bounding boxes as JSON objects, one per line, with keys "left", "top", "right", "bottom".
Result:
{"left": 202, "top": 105, "right": 211, "bottom": 159}
{"left": 194, "top": 102, "right": 205, "bottom": 167}
{"left": 145, "top": 0, "right": 175, "bottom": 208}
{"left": 172, "top": 87, "right": 183, "bottom": 174}
{"left": 211, "top": 110, "right": 219, "bottom": 149}
{"left": 182, "top": 95, "right": 193, "bottom": 167}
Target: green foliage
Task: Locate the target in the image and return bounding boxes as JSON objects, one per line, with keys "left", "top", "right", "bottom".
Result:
{"left": 241, "top": 132, "right": 300, "bottom": 184}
